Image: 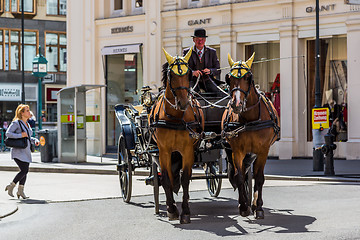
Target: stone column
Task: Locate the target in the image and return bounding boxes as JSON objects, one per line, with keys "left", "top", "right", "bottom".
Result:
{"left": 278, "top": 24, "right": 299, "bottom": 159}
{"left": 346, "top": 17, "right": 360, "bottom": 159}
{"left": 144, "top": 1, "right": 162, "bottom": 88}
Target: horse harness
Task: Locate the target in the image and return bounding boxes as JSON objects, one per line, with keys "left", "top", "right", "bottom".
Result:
{"left": 222, "top": 64, "right": 280, "bottom": 144}
{"left": 149, "top": 57, "right": 203, "bottom": 140}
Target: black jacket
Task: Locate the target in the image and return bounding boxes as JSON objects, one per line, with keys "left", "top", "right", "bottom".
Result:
{"left": 183, "top": 46, "right": 221, "bottom": 83}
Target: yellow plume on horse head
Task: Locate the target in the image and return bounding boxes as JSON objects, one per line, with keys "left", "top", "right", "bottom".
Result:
{"left": 162, "top": 47, "right": 192, "bottom": 76}
{"left": 228, "top": 52, "right": 255, "bottom": 78}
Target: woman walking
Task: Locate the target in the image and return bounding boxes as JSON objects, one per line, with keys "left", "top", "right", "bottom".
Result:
{"left": 4, "top": 104, "right": 39, "bottom": 199}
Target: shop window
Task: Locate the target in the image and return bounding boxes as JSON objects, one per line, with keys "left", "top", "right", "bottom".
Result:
{"left": 0, "top": 29, "right": 37, "bottom": 71}
{"left": 10, "top": 0, "right": 36, "bottom": 15}
{"left": 45, "top": 32, "right": 66, "bottom": 73}
{"left": 307, "top": 37, "right": 348, "bottom": 142}
{"left": 4, "top": 0, "right": 10, "bottom": 12}
{"left": 245, "top": 43, "right": 281, "bottom": 117}
{"left": 47, "top": 0, "right": 66, "bottom": 16}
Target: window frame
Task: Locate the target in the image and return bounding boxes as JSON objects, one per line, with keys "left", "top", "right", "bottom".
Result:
{"left": 0, "top": 0, "right": 3, "bottom": 13}
{"left": 45, "top": 31, "right": 66, "bottom": 73}
{"left": 46, "top": 0, "right": 66, "bottom": 16}
{"left": 0, "top": 28, "right": 39, "bottom": 72}
{"left": 10, "top": 0, "right": 37, "bottom": 15}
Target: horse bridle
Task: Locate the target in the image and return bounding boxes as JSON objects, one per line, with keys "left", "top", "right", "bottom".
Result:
{"left": 165, "top": 57, "right": 192, "bottom": 110}
{"left": 228, "top": 63, "right": 254, "bottom": 112}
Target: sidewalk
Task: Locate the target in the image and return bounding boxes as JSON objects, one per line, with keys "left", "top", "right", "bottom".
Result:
{"left": 1, "top": 151, "right": 360, "bottom": 219}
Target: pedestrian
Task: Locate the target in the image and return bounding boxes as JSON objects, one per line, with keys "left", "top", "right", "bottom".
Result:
{"left": 183, "top": 28, "right": 222, "bottom": 95}
{"left": 4, "top": 104, "right": 39, "bottom": 199}
{"left": 28, "top": 111, "right": 36, "bottom": 129}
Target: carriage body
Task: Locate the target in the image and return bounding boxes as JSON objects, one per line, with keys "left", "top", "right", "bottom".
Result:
{"left": 115, "top": 92, "right": 230, "bottom": 208}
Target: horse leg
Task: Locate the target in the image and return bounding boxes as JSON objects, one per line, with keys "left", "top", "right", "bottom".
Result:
{"left": 252, "top": 152, "right": 267, "bottom": 219}
{"left": 159, "top": 151, "right": 179, "bottom": 220}
{"left": 180, "top": 151, "right": 194, "bottom": 224}
{"left": 233, "top": 150, "right": 251, "bottom": 217}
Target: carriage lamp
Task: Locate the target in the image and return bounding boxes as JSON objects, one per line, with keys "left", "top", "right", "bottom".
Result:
{"left": 32, "top": 46, "right": 48, "bottom": 130}
{"left": 141, "top": 91, "right": 155, "bottom": 108}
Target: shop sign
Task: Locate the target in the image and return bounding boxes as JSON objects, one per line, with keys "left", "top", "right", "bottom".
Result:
{"left": 101, "top": 44, "right": 141, "bottom": 55}
{"left": 312, "top": 108, "right": 329, "bottom": 130}
{"left": 306, "top": 4, "right": 336, "bottom": 13}
{"left": 188, "top": 18, "right": 211, "bottom": 26}
{"left": 0, "top": 84, "right": 21, "bottom": 101}
{"left": 111, "top": 26, "right": 134, "bottom": 34}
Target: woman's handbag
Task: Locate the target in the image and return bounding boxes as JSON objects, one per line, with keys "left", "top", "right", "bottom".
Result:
{"left": 4, "top": 137, "right": 28, "bottom": 149}
{"left": 4, "top": 120, "right": 30, "bottom": 149}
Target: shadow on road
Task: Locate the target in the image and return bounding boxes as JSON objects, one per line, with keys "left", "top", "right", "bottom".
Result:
{"left": 156, "top": 196, "right": 316, "bottom": 237}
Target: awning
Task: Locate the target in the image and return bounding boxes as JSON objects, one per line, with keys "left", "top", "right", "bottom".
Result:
{"left": 101, "top": 44, "right": 141, "bottom": 56}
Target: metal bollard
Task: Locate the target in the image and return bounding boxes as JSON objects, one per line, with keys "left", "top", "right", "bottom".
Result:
{"left": 321, "top": 130, "right": 336, "bottom": 176}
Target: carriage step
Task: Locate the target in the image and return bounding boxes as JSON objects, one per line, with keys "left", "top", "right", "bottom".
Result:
{"left": 191, "top": 174, "right": 228, "bottom": 180}
{"left": 145, "top": 174, "right": 162, "bottom": 186}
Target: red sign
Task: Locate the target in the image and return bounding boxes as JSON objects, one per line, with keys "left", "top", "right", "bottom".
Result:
{"left": 313, "top": 109, "right": 327, "bottom": 123}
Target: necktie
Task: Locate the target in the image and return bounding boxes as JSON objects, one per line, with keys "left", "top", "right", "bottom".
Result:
{"left": 198, "top": 51, "right": 202, "bottom": 62}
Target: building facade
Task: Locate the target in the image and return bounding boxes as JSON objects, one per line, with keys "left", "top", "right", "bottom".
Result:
{"left": 67, "top": 0, "right": 360, "bottom": 159}
{"left": 0, "top": 0, "right": 66, "bottom": 127}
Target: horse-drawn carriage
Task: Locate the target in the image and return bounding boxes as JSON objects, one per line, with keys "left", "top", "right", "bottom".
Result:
{"left": 116, "top": 48, "right": 280, "bottom": 224}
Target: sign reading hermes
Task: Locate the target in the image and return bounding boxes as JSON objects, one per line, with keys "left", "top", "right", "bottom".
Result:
{"left": 111, "top": 26, "right": 134, "bottom": 34}
{"left": 188, "top": 18, "right": 211, "bottom": 26}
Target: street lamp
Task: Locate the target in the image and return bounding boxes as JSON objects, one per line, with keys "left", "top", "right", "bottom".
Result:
{"left": 32, "top": 46, "right": 48, "bottom": 130}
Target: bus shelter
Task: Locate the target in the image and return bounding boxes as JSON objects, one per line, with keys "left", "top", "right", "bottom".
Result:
{"left": 57, "top": 84, "right": 106, "bottom": 163}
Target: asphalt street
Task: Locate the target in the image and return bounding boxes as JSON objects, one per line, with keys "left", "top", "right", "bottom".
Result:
{"left": 0, "top": 178, "right": 359, "bottom": 240}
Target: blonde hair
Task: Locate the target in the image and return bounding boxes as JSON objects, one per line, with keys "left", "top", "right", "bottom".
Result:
{"left": 13, "top": 104, "right": 30, "bottom": 121}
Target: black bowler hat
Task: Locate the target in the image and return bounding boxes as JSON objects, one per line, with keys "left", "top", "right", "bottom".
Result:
{"left": 192, "top": 28, "right": 208, "bottom": 38}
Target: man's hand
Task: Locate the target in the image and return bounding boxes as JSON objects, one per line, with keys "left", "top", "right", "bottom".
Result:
{"left": 202, "top": 68, "right": 211, "bottom": 75}
{"left": 21, "top": 132, "right": 28, "bottom": 138}
{"left": 192, "top": 70, "right": 203, "bottom": 78}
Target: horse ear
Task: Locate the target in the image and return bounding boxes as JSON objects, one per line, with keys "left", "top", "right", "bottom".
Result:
{"left": 246, "top": 52, "right": 255, "bottom": 69}
{"left": 228, "top": 53, "right": 234, "bottom": 67}
{"left": 162, "top": 48, "right": 173, "bottom": 64}
{"left": 184, "top": 47, "right": 192, "bottom": 63}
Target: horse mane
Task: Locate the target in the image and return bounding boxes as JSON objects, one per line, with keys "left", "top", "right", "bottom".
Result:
{"left": 161, "top": 62, "right": 169, "bottom": 87}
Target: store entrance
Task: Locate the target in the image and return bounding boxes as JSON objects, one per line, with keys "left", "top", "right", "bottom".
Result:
{"left": 105, "top": 52, "right": 143, "bottom": 153}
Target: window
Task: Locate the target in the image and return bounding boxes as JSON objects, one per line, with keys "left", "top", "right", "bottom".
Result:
{"left": 5, "top": 0, "right": 10, "bottom": 12}
{"left": 47, "top": 0, "right": 66, "bottom": 16}
{"left": 0, "top": 29, "right": 37, "bottom": 71}
{"left": 45, "top": 32, "right": 66, "bottom": 73}
{"left": 114, "top": 0, "right": 122, "bottom": 10}
{"left": 10, "top": 0, "right": 36, "bottom": 15}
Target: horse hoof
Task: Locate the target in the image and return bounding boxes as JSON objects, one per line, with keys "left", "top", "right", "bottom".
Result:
{"left": 167, "top": 211, "right": 179, "bottom": 221}
{"left": 255, "top": 210, "right": 264, "bottom": 219}
{"left": 240, "top": 206, "right": 251, "bottom": 217}
{"left": 180, "top": 214, "right": 191, "bottom": 224}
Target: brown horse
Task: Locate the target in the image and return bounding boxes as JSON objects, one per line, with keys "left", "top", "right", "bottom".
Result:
{"left": 221, "top": 53, "right": 280, "bottom": 219}
{"left": 149, "top": 48, "right": 204, "bottom": 224}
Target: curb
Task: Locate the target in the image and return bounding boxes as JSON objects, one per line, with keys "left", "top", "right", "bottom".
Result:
{"left": 1, "top": 166, "right": 359, "bottom": 183}
{"left": 0, "top": 204, "right": 18, "bottom": 219}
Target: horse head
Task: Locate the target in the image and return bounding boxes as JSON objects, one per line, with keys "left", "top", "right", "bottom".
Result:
{"left": 226, "top": 53, "right": 255, "bottom": 114}
{"left": 162, "top": 48, "right": 193, "bottom": 111}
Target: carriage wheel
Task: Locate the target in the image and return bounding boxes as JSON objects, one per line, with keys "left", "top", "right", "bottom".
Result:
{"left": 152, "top": 159, "right": 160, "bottom": 214}
{"left": 245, "top": 169, "right": 253, "bottom": 208}
{"left": 118, "top": 135, "right": 132, "bottom": 203}
{"left": 205, "top": 158, "right": 223, "bottom": 197}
